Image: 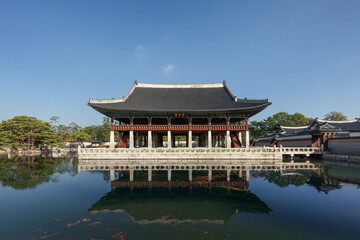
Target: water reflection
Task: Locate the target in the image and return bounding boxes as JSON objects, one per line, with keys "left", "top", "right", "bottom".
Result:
{"left": 88, "top": 186, "right": 272, "bottom": 225}
{"left": 1, "top": 156, "right": 360, "bottom": 239}
{"left": 81, "top": 159, "right": 321, "bottom": 225}
{"left": 0, "top": 154, "right": 77, "bottom": 189}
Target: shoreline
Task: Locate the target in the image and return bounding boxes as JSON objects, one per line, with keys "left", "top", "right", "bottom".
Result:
{"left": 322, "top": 153, "right": 360, "bottom": 162}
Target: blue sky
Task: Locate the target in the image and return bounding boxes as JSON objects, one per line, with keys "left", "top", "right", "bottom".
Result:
{"left": 0, "top": 0, "right": 359, "bottom": 127}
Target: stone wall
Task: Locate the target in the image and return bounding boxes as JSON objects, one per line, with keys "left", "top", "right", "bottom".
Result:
{"left": 328, "top": 137, "right": 360, "bottom": 155}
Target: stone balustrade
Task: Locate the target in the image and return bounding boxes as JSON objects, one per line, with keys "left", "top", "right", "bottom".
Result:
{"left": 78, "top": 146, "right": 322, "bottom": 160}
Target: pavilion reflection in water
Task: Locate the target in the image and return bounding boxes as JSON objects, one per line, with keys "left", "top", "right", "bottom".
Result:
{"left": 81, "top": 159, "right": 320, "bottom": 225}
{"left": 88, "top": 182, "right": 270, "bottom": 225}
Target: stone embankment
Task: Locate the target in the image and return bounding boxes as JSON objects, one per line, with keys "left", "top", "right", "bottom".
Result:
{"left": 1, "top": 148, "right": 77, "bottom": 158}
{"left": 322, "top": 153, "right": 360, "bottom": 162}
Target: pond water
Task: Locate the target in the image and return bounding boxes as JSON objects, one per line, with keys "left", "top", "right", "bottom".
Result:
{"left": 1, "top": 155, "right": 360, "bottom": 240}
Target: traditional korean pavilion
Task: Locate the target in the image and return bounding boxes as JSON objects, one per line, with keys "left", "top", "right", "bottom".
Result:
{"left": 88, "top": 81, "right": 271, "bottom": 149}
{"left": 252, "top": 118, "right": 360, "bottom": 150}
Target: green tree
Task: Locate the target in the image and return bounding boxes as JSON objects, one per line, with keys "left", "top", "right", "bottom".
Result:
{"left": 68, "top": 122, "right": 82, "bottom": 134}
{"left": 50, "top": 116, "right": 60, "bottom": 131}
{"left": 0, "top": 116, "right": 59, "bottom": 149}
{"left": 83, "top": 125, "right": 103, "bottom": 141}
{"left": 249, "top": 112, "right": 312, "bottom": 138}
{"left": 102, "top": 117, "right": 111, "bottom": 142}
{"left": 0, "top": 123, "right": 15, "bottom": 149}
{"left": 57, "top": 124, "right": 72, "bottom": 141}
{"left": 324, "top": 111, "right": 347, "bottom": 121}
{"left": 252, "top": 171, "right": 309, "bottom": 188}
{"left": 72, "top": 131, "right": 90, "bottom": 143}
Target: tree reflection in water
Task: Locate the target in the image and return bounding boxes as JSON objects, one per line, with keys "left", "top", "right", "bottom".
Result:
{"left": 0, "top": 154, "right": 77, "bottom": 190}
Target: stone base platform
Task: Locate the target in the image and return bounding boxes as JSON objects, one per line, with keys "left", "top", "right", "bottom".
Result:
{"left": 78, "top": 147, "right": 282, "bottom": 160}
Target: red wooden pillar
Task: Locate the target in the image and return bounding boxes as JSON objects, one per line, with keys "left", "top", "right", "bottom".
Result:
{"left": 246, "top": 117, "right": 249, "bottom": 131}
{"left": 130, "top": 116, "right": 133, "bottom": 130}
{"left": 189, "top": 116, "right": 192, "bottom": 130}
{"left": 168, "top": 116, "right": 171, "bottom": 130}
{"left": 111, "top": 117, "right": 114, "bottom": 129}
{"left": 226, "top": 116, "right": 230, "bottom": 130}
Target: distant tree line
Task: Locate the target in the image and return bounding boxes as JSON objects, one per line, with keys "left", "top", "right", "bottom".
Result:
{"left": 50, "top": 116, "right": 112, "bottom": 143}
{"left": 0, "top": 116, "right": 112, "bottom": 150}
{"left": 0, "top": 111, "right": 348, "bottom": 150}
{"left": 249, "top": 111, "right": 348, "bottom": 138}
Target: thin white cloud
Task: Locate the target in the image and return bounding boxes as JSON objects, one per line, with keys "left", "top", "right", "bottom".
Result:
{"left": 162, "top": 64, "right": 174, "bottom": 74}
{"left": 135, "top": 44, "right": 145, "bottom": 59}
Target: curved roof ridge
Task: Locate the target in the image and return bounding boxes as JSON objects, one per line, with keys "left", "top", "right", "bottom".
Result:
{"left": 280, "top": 125, "right": 309, "bottom": 129}
{"left": 137, "top": 81, "right": 224, "bottom": 89}
{"left": 89, "top": 98, "right": 124, "bottom": 104}
{"left": 317, "top": 119, "right": 359, "bottom": 124}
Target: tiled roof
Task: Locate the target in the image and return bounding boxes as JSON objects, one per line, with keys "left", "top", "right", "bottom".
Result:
{"left": 88, "top": 81, "right": 271, "bottom": 116}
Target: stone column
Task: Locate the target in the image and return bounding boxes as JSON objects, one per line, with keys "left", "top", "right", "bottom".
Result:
{"left": 189, "top": 169, "right": 192, "bottom": 181}
{"left": 148, "top": 131, "right": 152, "bottom": 148}
{"left": 129, "top": 130, "right": 134, "bottom": 148}
{"left": 238, "top": 132, "right": 242, "bottom": 146}
{"left": 188, "top": 130, "right": 192, "bottom": 148}
{"left": 226, "top": 130, "right": 231, "bottom": 149}
{"left": 245, "top": 169, "right": 250, "bottom": 181}
{"left": 110, "top": 169, "right": 115, "bottom": 181}
{"left": 135, "top": 132, "right": 139, "bottom": 148}
{"left": 168, "top": 169, "right": 172, "bottom": 181}
{"left": 148, "top": 169, "right": 152, "bottom": 181}
{"left": 245, "top": 130, "right": 250, "bottom": 148}
{"left": 208, "top": 169, "right": 212, "bottom": 181}
{"left": 110, "top": 131, "right": 115, "bottom": 148}
{"left": 167, "top": 131, "right": 171, "bottom": 148}
{"left": 227, "top": 169, "right": 231, "bottom": 182}
{"left": 208, "top": 131, "right": 212, "bottom": 148}
{"left": 129, "top": 169, "right": 134, "bottom": 181}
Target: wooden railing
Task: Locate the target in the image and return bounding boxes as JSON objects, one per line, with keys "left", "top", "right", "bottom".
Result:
{"left": 111, "top": 124, "right": 247, "bottom": 131}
